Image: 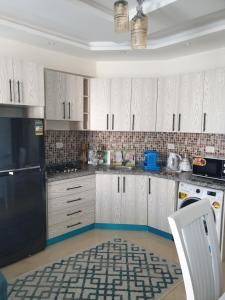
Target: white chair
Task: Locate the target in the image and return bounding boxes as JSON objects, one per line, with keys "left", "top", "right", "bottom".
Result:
{"left": 168, "top": 199, "right": 224, "bottom": 300}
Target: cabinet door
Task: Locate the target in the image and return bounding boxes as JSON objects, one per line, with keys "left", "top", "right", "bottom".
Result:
{"left": 156, "top": 76, "right": 179, "bottom": 132}
{"left": 110, "top": 78, "right": 131, "bottom": 131}
{"left": 178, "top": 72, "right": 203, "bottom": 133}
{"left": 121, "top": 175, "right": 148, "bottom": 225}
{"left": 0, "top": 57, "right": 14, "bottom": 104}
{"left": 131, "top": 78, "right": 157, "bottom": 131}
{"left": 66, "top": 74, "right": 83, "bottom": 121}
{"left": 90, "top": 79, "right": 111, "bottom": 131}
{"left": 203, "top": 69, "right": 225, "bottom": 134}
{"left": 96, "top": 174, "right": 121, "bottom": 224}
{"left": 148, "top": 177, "right": 177, "bottom": 233}
{"left": 21, "top": 61, "right": 44, "bottom": 107}
{"left": 45, "top": 70, "right": 66, "bottom": 120}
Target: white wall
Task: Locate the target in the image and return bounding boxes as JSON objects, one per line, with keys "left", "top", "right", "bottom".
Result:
{"left": 96, "top": 47, "right": 225, "bottom": 77}
{"left": 0, "top": 37, "right": 96, "bottom": 76}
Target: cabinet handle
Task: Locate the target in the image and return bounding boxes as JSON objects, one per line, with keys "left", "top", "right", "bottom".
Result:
{"left": 149, "top": 178, "right": 151, "bottom": 194}
{"left": 9, "top": 79, "right": 13, "bottom": 102}
{"left": 67, "top": 222, "right": 82, "bottom": 229}
{"left": 67, "top": 210, "right": 82, "bottom": 217}
{"left": 106, "top": 114, "right": 109, "bottom": 130}
{"left": 67, "top": 198, "right": 82, "bottom": 203}
{"left": 68, "top": 102, "right": 71, "bottom": 119}
{"left": 132, "top": 114, "right": 135, "bottom": 131}
{"left": 172, "top": 114, "right": 175, "bottom": 131}
{"left": 17, "top": 81, "right": 21, "bottom": 103}
{"left": 203, "top": 113, "right": 207, "bottom": 132}
{"left": 123, "top": 176, "right": 125, "bottom": 193}
{"left": 67, "top": 185, "right": 82, "bottom": 191}
{"left": 178, "top": 113, "right": 181, "bottom": 131}
{"left": 63, "top": 102, "right": 66, "bottom": 119}
{"left": 117, "top": 176, "right": 120, "bottom": 193}
{"left": 112, "top": 114, "right": 115, "bottom": 130}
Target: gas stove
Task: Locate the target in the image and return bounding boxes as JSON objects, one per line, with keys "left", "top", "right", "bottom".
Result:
{"left": 46, "top": 162, "right": 82, "bottom": 176}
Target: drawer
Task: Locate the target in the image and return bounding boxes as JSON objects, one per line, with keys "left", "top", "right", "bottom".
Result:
{"left": 48, "top": 212, "right": 95, "bottom": 239}
{"left": 48, "top": 189, "right": 96, "bottom": 212}
{"left": 48, "top": 175, "right": 96, "bottom": 199}
{"left": 48, "top": 205, "right": 95, "bottom": 226}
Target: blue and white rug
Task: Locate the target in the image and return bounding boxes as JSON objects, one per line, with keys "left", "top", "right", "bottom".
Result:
{"left": 8, "top": 238, "right": 182, "bottom": 299}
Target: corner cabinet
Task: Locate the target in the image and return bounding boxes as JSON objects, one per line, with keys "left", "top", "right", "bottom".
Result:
{"left": 148, "top": 177, "right": 177, "bottom": 233}
{"left": 0, "top": 57, "right": 44, "bottom": 107}
{"left": 45, "top": 69, "right": 83, "bottom": 121}
{"left": 131, "top": 78, "right": 157, "bottom": 132}
{"left": 96, "top": 174, "right": 148, "bottom": 225}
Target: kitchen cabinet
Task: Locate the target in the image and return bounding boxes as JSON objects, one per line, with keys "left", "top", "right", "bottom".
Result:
{"left": 48, "top": 175, "right": 95, "bottom": 239}
{"left": 178, "top": 72, "right": 204, "bottom": 133}
{"left": 96, "top": 174, "right": 148, "bottom": 225}
{"left": 110, "top": 78, "right": 131, "bottom": 131}
{"left": 203, "top": 69, "right": 225, "bottom": 134}
{"left": 45, "top": 69, "right": 83, "bottom": 121}
{"left": 0, "top": 57, "right": 44, "bottom": 106}
{"left": 90, "top": 78, "right": 111, "bottom": 130}
{"left": 148, "top": 176, "right": 177, "bottom": 233}
{"left": 156, "top": 75, "right": 179, "bottom": 132}
{"left": 131, "top": 78, "right": 157, "bottom": 131}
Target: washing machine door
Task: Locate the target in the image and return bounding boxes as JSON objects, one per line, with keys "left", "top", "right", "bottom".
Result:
{"left": 180, "top": 197, "right": 200, "bottom": 209}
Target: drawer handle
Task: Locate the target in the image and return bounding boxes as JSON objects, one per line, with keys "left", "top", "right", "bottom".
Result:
{"left": 67, "top": 198, "right": 82, "bottom": 203}
{"left": 67, "top": 185, "right": 82, "bottom": 191}
{"left": 67, "top": 210, "right": 82, "bottom": 217}
{"left": 67, "top": 222, "right": 82, "bottom": 229}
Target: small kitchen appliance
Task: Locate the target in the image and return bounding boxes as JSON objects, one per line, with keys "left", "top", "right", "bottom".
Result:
{"left": 143, "top": 150, "right": 160, "bottom": 172}
{"left": 192, "top": 156, "right": 225, "bottom": 181}
{"left": 179, "top": 154, "right": 192, "bottom": 172}
{"left": 167, "top": 152, "right": 181, "bottom": 171}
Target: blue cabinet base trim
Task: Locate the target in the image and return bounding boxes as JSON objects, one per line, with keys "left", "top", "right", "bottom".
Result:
{"left": 47, "top": 224, "right": 95, "bottom": 246}
{"left": 47, "top": 223, "right": 173, "bottom": 247}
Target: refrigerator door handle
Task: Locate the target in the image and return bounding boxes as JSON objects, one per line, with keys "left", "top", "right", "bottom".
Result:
{"left": 0, "top": 166, "right": 41, "bottom": 174}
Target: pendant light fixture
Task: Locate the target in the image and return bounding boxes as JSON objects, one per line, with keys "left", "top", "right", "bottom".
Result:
{"left": 114, "top": 1, "right": 129, "bottom": 32}
{"left": 131, "top": 0, "right": 148, "bottom": 49}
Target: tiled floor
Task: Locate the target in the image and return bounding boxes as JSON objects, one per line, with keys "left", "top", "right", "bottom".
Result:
{"left": 0, "top": 228, "right": 216, "bottom": 299}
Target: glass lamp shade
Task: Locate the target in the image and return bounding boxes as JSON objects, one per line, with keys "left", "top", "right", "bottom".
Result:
{"left": 131, "top": 13, "right": 148, "bottom": 49}
{"left": 114, "top": 0, "right": 129, "bottom": 32}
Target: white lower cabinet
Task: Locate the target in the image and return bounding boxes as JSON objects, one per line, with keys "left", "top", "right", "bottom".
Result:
{"left": 148, "top": 177, "right": 178, "bottom": 233}
{"left": 96, "top": 174, "right": 148, "bottom": 225}
{"left": 48, "top": 175, "right": 96, "bottom": 239}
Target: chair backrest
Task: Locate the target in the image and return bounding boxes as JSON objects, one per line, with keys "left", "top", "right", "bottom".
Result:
{"left": 168, "top": 199, "right": 223, "bottom": 300}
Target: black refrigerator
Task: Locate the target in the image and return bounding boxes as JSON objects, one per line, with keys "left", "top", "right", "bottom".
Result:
{"left": 0, "top": 117, "right": 46, "bottom": 268}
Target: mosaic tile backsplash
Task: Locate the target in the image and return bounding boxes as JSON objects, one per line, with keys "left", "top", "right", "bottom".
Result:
{"left": 45, "top": 130, "right": 225, "bottom": 165}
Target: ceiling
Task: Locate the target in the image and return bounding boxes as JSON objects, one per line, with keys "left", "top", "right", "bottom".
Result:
{"left": 0, "top": 0, "right": 225, "bottom": 60}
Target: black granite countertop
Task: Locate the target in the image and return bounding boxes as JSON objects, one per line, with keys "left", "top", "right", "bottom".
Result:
{"left": 47, "top": 165, "right": 225, "bottom": 190}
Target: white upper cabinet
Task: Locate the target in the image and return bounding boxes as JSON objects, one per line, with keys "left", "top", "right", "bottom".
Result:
{"left": 0, "top": 57, "right": 44, "bottom": 107}
{"left": 203, "top": 69, "right": 225, "bottom": 134}
{"left": 156, "top": 75, "right": 179, "bottom": 132}
{"left": 178, "top": 72, "right": 204, "bottom": 133}
{"left": 90, "top": 78, "right": 111, "bottom": 131}
{"left": 45, "top": 70, "right": 83, "bottom": 121}
{"left": 131, "top": 78, "right": 157, "bottom": 132}
{"left": 0, "top": 57, "right": 14, "bottom": 104}
{"left": 110, "top": 78, "right": 131, "bottom": 131}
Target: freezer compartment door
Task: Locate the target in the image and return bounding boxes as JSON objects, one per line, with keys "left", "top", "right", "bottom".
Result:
{"left": 0, "top": 168, "right": 46, "bottom": 267}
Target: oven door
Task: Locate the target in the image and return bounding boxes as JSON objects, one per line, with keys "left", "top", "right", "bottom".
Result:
{"left": 192, "top": 158, "right": 222, "bottom": 179}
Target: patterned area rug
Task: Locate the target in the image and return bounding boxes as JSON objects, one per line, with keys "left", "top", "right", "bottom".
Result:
{"left": 8, "top": 238, "right": 182, "bottom": 299}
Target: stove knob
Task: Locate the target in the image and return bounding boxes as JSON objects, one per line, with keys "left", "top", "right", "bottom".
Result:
{"left": 196, "top": 189, "right": 201, "bottom": 193}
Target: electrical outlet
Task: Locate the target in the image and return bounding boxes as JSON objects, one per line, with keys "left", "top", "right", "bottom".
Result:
{"left": 205, "top": 146, "right": 215, "bottom": 153}
{"left": 167, "top": 143, "right": 175, "bottom": 150}
{"left": 56, "top": 142, "right": 63, "bottom": 149}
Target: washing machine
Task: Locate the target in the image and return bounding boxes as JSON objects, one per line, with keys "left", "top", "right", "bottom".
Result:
{"left": 177, "top": 182, "right": 224, "bottom": 247}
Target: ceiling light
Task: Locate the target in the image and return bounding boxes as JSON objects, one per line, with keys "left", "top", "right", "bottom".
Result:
{"left": 131, "top": 0, "right": 148, "bottom": 49}
{"left": 114, "top": 1, "right": 129, "bottom": 33}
